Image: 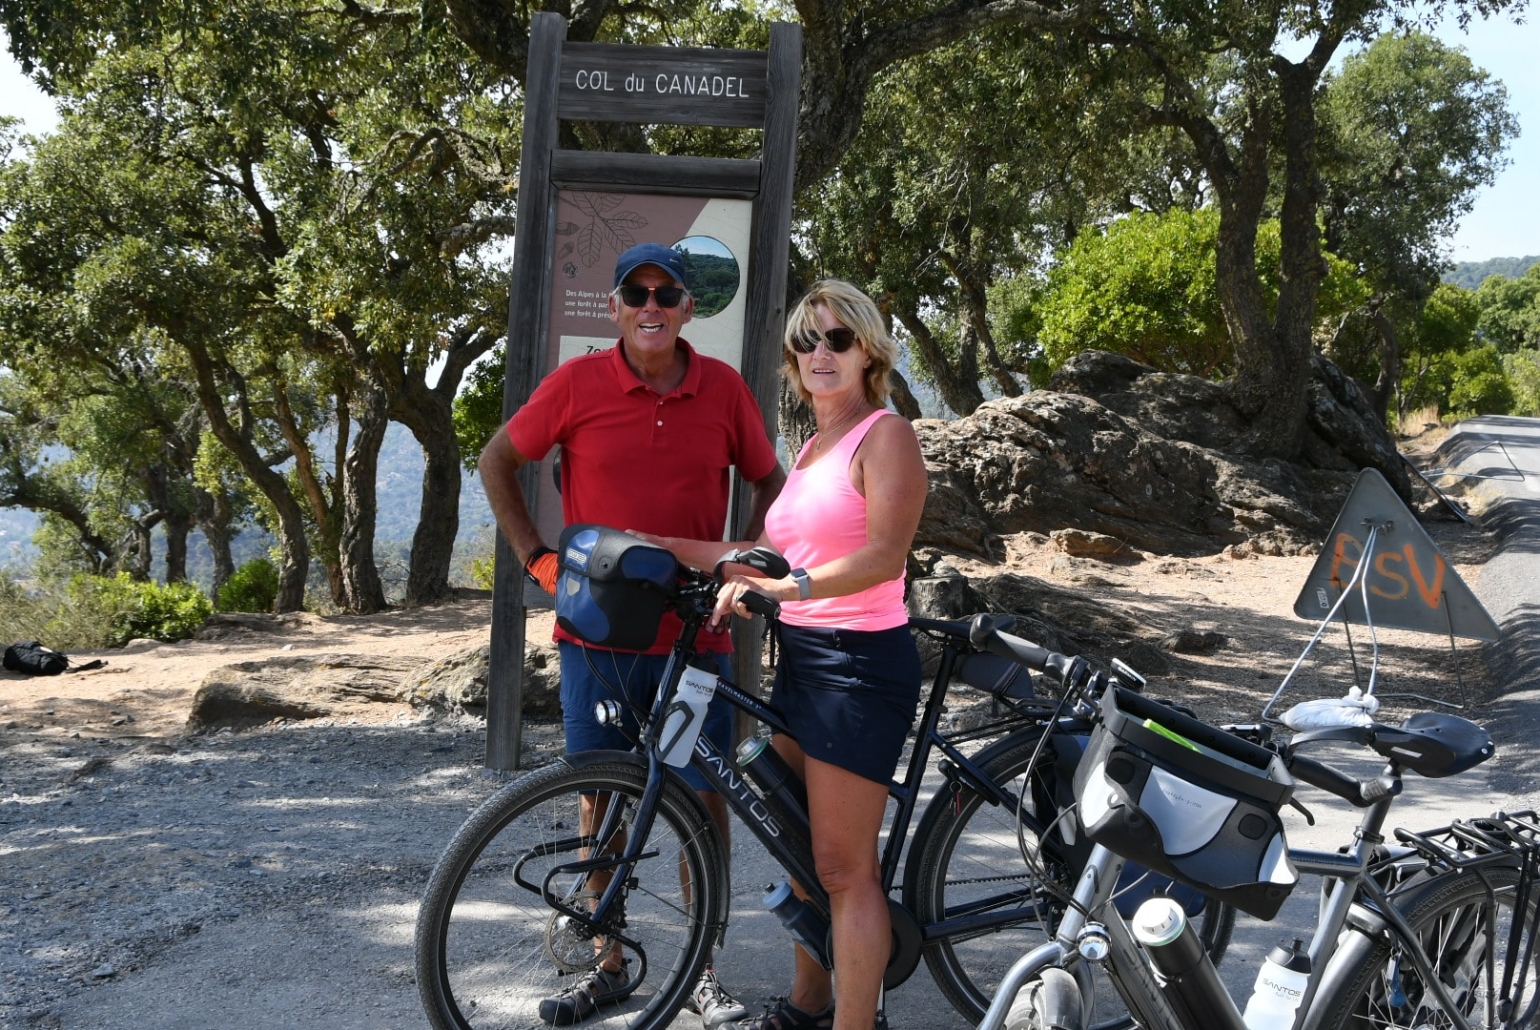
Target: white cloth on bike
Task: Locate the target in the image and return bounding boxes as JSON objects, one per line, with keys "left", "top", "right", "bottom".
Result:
{"left": 1281, "top": 687, "right": 1379, "bottom": 731}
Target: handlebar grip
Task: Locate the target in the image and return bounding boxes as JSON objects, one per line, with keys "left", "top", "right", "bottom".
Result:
{"left": 740, "top": 590, "right": 780, "bottom": 619}
{"left": 1287, "top": 752, "right": 1377, "bottom": 808}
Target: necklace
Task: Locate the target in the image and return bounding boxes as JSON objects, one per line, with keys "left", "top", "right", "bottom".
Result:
{"left": 813, "top": 408, "right": 865, "bottom": 452}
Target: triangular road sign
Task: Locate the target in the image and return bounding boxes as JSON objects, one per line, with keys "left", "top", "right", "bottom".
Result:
{"left": 1292, "top": 468, "right": 1499, "bottom": 641}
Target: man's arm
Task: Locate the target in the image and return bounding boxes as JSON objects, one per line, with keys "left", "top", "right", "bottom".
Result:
{"left": 478, "top": 427, "right": 546, "bottom": 565}
{"left": 741, "top": 463, "right": 786, "bottom": 541}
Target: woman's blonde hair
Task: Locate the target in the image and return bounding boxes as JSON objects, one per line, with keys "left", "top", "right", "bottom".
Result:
{"left": 783, "top": 279, "right": 897, "bottom": 408}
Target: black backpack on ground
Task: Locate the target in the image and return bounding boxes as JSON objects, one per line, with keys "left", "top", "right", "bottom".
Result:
{"left": 3, "top": 641, "right": 105, "bottom": 676}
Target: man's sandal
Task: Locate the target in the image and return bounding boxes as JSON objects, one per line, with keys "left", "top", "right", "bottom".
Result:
{"left": 727, "top": 995, "right": 834, "bottom": 1030}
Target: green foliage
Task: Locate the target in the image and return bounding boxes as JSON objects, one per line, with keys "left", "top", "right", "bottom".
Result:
{"left": 1476, "top": 264, "right": 1540, "bottom": 352}
{"left": 1029, "top": 209, "right": 1365, "bottom": 378}
{"left": 216, "top": 558, "right": 279, "bottom": 613}
{"left": 1412, "top": 345, "right": 1515, "bottom": 421}
{"left": 1399, "top": 283, "right": 1483, "bottom": 413}
{"left": 454, "top": 347, "right": 507, "bottom": 474}
{"left": 1503, "top": 351, "right": 1540, "bottom": 417}
{"left": 469, "top": 555, "right": 496, "bottom": 591}
{"left": 83, "top": 574, "right": 214, "bottom": 646}
{"left": 0, "top": 571, "right": 211, "bottom": 649}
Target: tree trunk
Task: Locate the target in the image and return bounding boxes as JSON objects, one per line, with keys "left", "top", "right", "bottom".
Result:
{"left": 779, "top": 378, "right": 816, "bottom": 455}
{"left": 888, "top": 369, "right": 922, "bottom": 420}
{"left": 198, "top": 486, "right": 237, "bottom": 598}
{"left": 893, "top": 305, "right": 985, "bottom": 416}
{"left": 403, "top": 418, "right": 461, "bottom": 605}
{"left": 163, "top": 511, "right": 192, "bottom": 584}
{"left": 181, "top": 339, "right": 311, "bottom": 612}
{"left": 339, "top": 384, "right": 388, "bottom": 614}
{"left": 1369, "top": 302, "right": 1401, "bottom": 423}
{"left": 272, "top": 377, "right": 347, "bottom": 608}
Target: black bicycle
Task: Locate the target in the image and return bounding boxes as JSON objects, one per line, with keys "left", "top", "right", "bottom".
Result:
{"left": 415, "top": 528, "right": 1233, "bottom": 1030}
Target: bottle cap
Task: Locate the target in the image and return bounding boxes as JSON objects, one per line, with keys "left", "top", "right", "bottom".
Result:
{"left": 1265, "top": 938, "right": 1312, "bottom": 973}
{"left": 1130, "top": 896, "right": 1186, "bottom": 947}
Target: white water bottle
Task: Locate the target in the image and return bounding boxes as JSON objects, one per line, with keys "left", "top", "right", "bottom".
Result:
{"left": 1243, "top": 938, "right": 1311, "bottom": 1030}
{"left": 658, "top": 658, "right": 719, "bottom": 767}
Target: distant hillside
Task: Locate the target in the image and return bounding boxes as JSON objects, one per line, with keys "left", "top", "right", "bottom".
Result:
{"left": 1445, "top": 255, "right": 1540, "bottom": 290}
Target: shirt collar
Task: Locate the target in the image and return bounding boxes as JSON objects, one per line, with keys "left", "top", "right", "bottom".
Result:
{"left": 608, "top": 337, "right": 701, "bottom": 398}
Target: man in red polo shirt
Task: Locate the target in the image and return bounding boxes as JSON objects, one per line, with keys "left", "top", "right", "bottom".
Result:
{"left": 479, "top": 242, "right": 785, "bottom": 1027}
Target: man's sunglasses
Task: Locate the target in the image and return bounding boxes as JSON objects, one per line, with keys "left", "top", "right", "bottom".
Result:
{"left": 615, "top": 284, "right": 688, "bottom": 309}
{"left": 790, "top": 327, "right": 859, "bottom": 354}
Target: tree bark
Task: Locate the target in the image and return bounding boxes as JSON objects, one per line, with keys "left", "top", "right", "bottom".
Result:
{"left": 198, "top": 486, "right": 237, "bottom": 598}
{"left": 339, "top": 383, "right": 389, "bottom": 614}
{"left": 181, "top": 339, "right": 311, "bottom": 612}
{"left": 892, "top": 304, "right": 985, "bottom": 416}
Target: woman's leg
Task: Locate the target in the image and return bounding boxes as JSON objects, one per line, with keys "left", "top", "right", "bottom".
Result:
{"left": 769, "top": 734, "right": 837, "bottom": 1015}
{"left": 803, "top": 751, "right": 889, "bottom": 1030}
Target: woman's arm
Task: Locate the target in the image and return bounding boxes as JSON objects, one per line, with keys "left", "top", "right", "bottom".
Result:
{"left": 629, "top": 530, "right": 771, "bottom": 572}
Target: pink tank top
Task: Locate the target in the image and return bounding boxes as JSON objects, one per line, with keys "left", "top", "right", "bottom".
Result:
{"left": 763, "top": 409, "right": 908, "bottom": 630}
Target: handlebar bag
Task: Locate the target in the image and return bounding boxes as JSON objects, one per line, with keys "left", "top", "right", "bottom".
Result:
{"left": 1073, "top": 686, "right": 1298, "bottom": 920}
{"left": 555, "top": 524, "right": 679, "bottom": 652}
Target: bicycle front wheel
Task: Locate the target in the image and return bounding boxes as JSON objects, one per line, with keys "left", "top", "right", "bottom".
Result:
{"left": 415, "top": 754, "right": 726, "bottom": 1030}
{"left": 1307, "top": 866, "right": 1539, "bottom": 1030}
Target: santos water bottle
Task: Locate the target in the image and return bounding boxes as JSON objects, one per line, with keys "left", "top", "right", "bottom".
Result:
{"left": 658, "top": 657, "right": 718, "bottom": 767}
{"left": 1242, "top": 938, "right": 1311, "bottom": 1030}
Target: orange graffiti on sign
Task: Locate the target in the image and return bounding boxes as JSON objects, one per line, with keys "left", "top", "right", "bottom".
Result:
{"left": 1328, "top": 532, "right": 1447, "bottom": 610}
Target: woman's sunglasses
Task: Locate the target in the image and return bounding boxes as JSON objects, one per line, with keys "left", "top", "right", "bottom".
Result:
{"left": 615, "top": 284, "right": 688, "bottom": 309}
{"left": 790, "top": 327, "right": 859, "bottom": 354}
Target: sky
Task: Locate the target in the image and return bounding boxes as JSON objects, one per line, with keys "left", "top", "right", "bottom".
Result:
{"left": 2, "top": 14, "right": 1538, "bottom": 262}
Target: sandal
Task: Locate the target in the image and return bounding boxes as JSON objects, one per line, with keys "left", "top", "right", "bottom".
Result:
{"left": 728, "top": 995, "right": 835, "bottom": 1030}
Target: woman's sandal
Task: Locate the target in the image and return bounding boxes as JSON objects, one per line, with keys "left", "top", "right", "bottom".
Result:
{"left": 730, "top": 995, "right": 835, "bottom": 1030}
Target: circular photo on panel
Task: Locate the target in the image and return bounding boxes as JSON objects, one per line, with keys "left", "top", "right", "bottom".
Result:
{"left": 673, "top": 236, "right": 739, "bottom": 319}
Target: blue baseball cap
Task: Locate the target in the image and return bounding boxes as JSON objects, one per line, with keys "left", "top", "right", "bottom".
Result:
{"left": 613, "top": 243, "right": 689, "bottom": 289}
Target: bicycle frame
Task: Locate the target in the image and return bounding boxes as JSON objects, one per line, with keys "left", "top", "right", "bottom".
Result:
{"left": 976, "top": 756, "right": 1513, "bottom": 1030}
{"left": 564, "top": 600, "right": 1060, "bottom": 972}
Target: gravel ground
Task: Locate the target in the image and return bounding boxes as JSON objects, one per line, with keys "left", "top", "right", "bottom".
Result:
{"left": 2, "top": 710, "right": 569, "bottom": 1028}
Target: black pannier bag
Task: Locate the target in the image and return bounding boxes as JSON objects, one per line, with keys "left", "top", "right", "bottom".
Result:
{"left": 555, "top": 524, "right": 680, "bottom": 653}
{"left": 4, "top": 640, "right": 70, "bottom": 676}
{"left": 1073, "top": 686, "right": 1298, "bottom": 920}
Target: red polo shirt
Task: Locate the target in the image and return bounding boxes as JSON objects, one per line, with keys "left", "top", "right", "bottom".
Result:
{"left": 507, "top": 339, "right": 780, "bottom": 653}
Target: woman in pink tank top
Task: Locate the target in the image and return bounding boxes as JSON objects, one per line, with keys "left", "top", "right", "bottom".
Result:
{"left": 639, "top": 280, "right": 928, "bottom": 1030}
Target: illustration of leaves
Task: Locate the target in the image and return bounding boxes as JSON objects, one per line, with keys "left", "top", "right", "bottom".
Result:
{"left": 607, "top": 212, "right": 647, "bottom": 230}
{"left": 577, "top": 222, "right": 604, "bottom": 267}
{"left": 573, "top": 193, "right": 622, "bottom": 217}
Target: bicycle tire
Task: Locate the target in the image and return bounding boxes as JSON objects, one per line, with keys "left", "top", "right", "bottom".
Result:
{"left": 416, "top": 753, "right": 727, "bottom": 1030}
{"left": 905, "top": 725, "right": 1235, "bottom": 1029}
{"left": 1305, "top": 865, "right": 1540, "bottom": 1030}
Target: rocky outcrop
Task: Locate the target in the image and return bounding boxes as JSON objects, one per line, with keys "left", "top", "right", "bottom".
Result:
{"left": 186, "top": 654, "right": 422, "bottom": 731}
{"left": 405, "top": 642, "right": 562, "bottom": 717}
{"left": 913, "top": 351, "right": 1406, "bottom": 561}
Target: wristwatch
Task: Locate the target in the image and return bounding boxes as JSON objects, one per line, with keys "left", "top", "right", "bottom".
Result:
{"left": 791, "top": 567, "right": 812, "bottom": 601}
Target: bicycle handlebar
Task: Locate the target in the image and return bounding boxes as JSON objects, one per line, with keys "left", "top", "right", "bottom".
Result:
{"left": 967, "top": 613, "right": 1099, "bottom": 696}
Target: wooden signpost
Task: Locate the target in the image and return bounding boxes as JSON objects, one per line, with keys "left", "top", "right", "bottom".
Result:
{"left": 484, "top": 15, "right": 803, "bottom": 770}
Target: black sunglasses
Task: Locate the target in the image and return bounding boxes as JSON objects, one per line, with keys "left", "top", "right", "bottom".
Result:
{"left": 790, "top": 326, "right": 859, "bottom": 354}
{"left": 616, "top": 284, "right": 688, "bottom": 309}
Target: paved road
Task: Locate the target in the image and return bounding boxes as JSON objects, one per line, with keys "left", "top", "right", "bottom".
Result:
{"left": 675, "top": 421, "right": 1540, "bottom": 1030}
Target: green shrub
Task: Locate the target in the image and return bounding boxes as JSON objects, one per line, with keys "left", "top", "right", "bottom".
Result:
{"left": 469, "top": 555, "right": 496, "bottom": 590}
{"left": 82, "top": 574, "right": 213, "bottom": 646}
{"left": 217, "top": 558, "right": 279, "bottom": 613}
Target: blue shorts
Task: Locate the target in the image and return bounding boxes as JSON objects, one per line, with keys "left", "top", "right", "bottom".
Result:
{"left": 770, "top": 623, "right": 922, "bottom": 784}
{"left": 557, "top": 642, "right": 735, "bottom": 793}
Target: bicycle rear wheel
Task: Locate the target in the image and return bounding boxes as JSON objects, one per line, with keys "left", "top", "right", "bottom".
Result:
{"left": 415, "top": 754, "right": 726, "bottom": 1030}
{"left": 906, "top": 726, "right": 1234, "bottom": 1030}
{"left": 1307, "top": 866, "right": 1539, "bottom": 1030}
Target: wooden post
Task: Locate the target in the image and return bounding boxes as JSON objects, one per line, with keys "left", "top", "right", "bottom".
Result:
{"left": 485, "top": 15, "right": 803, "bottom": 771}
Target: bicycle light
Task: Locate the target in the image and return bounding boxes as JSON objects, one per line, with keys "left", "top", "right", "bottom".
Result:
{"left": 1077, "top": 923, "right": 1111, "bottom": 962}
{"left": 593, "top": 700, "right": 623, "bottom": 726}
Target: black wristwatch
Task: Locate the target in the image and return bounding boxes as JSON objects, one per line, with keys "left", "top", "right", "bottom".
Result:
{"left": 791, "top": 567, "right": 812, "bottom": 601}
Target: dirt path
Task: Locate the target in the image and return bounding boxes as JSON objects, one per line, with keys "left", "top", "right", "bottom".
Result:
{"left": 0, "top": 521, "right": 1499, "bottom": 1028}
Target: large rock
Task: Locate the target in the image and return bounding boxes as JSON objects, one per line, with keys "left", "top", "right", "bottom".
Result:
{"left": 186, "top": 653, "right": 421, "bottom": 731}
{"left": 405, "top": 641, "right": 563, "bottom": 717}
{"left": 913, "top": 351, "right": 1401, "bottom": 560}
